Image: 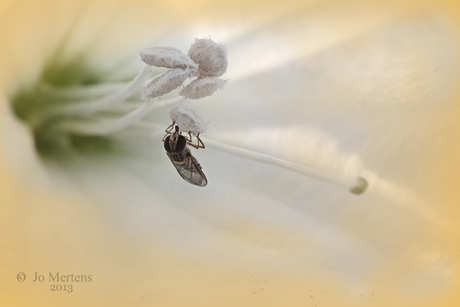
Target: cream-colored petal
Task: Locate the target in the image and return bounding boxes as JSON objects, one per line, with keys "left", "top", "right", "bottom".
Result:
{"left": 1, "top": 0, "right": 460, "bottom": 306}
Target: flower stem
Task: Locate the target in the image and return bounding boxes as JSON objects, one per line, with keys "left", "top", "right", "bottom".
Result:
{"left": 202, "top": 137, "right": 368, "bottom": 195}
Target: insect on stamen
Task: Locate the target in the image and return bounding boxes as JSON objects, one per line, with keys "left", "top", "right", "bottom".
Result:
{"left": 163, "top": 123, "right": 207, "bottom": 187}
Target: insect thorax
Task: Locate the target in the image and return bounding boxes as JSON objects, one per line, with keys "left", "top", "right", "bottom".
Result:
{"left": 166, "top": 148, "right": 190, "bottom": 163}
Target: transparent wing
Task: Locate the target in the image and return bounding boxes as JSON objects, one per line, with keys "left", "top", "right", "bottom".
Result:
{"left": 167, "top": 152, "right": 208, "bottom": 187}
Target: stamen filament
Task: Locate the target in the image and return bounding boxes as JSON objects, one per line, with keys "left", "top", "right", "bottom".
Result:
{"left": 53, "top": 99, "right": 155, "bottom": 136}
{"left": 151, "top": 96, "right": 185, "bottom": 109}
{"left": 39, "top": 65, "right": 153, "bottom": 117}
{"left": 79, "top": 97, "right": 185, "bottom": 116}
{"left": 202, "top": 137, "right": 368, "bottom": 195}
{"left": 37, "top": 81, "right": 127, "bottom": 100}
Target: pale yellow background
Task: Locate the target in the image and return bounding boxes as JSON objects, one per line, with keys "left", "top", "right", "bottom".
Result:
{"left": 1, "top": 0, "right": 460, "bottom": 306}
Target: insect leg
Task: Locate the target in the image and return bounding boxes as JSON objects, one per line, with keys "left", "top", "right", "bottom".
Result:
{"left": 186, "top": 133, "right": 205, "bottom": 149}
{"left": 162, "top": 121, "right": 176, "bottom": 142}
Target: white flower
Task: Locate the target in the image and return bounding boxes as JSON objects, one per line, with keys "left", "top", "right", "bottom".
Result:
{"left": 1, "top": 0, "right": 460, "bottom": 306}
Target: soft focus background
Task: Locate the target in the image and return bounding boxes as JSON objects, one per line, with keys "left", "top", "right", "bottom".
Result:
{"left": 1, "top": 0, "right": 460, "bottom": 306}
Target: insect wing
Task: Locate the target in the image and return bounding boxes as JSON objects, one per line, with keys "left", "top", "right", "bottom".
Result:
{"left": 167, "top": 151, "right": 208, "bottom": 187}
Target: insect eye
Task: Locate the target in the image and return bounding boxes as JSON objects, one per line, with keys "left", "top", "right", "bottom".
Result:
{"left": 164, "top": 136, "right": 172, "bottom": 152}
{"left": 175, "top": 135, "right": 187, "bottom": 152}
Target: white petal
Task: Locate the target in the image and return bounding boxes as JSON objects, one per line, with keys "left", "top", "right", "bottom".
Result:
{"left": 3, "top": 0, "right": 460, "bottom": 305}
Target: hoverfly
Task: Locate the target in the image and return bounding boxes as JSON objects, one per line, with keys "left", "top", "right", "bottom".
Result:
{"left": 162, "top": 122, "right": 207, "bottom": 187}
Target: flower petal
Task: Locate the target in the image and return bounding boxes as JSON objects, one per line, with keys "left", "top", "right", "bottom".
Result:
{"left": 3, "top": 0, "right": 460, "bottom": 306}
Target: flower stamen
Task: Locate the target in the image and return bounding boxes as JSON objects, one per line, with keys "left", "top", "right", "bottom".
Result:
{"left": 11, "top": 35, "right": 368, "bottom": 194}
{"left": 37, "top": 81, "right": 127, "bottom": 100}
{"left": 37, "top": 65, "right": 153, "bottom": 118}
{"left": 51, "top": 99, "right": 155, "bottom": 136}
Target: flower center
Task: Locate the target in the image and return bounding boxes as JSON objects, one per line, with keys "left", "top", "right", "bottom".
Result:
{"left": 11, "top": 63, "right": 123, "bottom": 160}
{"left": 9, "top": 38, "right": 368, "bottom": 194}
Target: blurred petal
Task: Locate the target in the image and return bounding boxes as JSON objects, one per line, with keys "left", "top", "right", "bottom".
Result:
{"left": 1, "top": 0, "right": 460, "bottom": 306}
